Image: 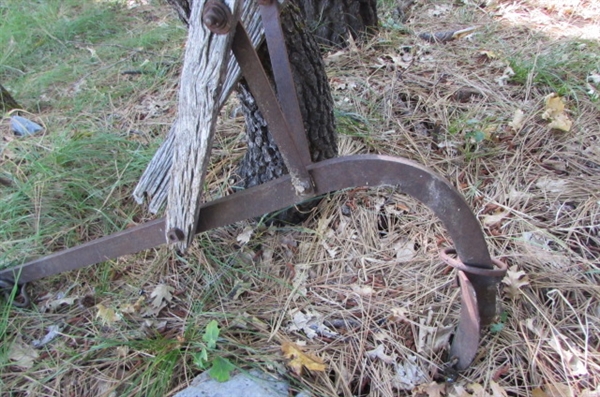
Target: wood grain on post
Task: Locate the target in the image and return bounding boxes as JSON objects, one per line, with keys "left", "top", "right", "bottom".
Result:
{"left": 133, "top": 0, "right": 263, "bottom": 214}
{"left": 166, "top": 0, "right": 240, "bottom": 250}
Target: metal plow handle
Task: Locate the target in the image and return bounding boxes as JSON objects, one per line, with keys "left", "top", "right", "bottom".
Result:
{"left": 0, "top": 154, "right": 504, "bottom": 369}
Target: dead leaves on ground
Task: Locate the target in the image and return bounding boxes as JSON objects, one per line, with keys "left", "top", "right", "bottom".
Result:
{"left": 281, "top": 341, "right": 326, "bottom": 376}
{"left": 507, "top": 93, "right": 572, "bottom": 135}
{"left": 96, "top": 303, "right": 123, "bottom": 325}
{"left": 449, "top": 380, "right": 509, "bottom": 397}
{"left": 541, "top": 93, "right": 572, "bottom": 132}
{"left": 502, "top": 265, "right": 530, "bottom": 299}
{"left": 7, "top": 337, "right": 40, "bottom": 369}
{"left": 144, "top": 283, "right": 174, "bottom": 317}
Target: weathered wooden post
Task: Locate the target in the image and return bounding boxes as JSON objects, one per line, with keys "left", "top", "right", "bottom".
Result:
{"left": 164, "top": 0, "right": 241, "bottom": 250}
{"left": 133, "top": 1, "right": 264, "bottom": 215}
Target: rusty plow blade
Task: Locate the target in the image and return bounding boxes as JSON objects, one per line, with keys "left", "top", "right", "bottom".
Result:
{"left": 0, "top": 154, "right": 505, "bottom": 369}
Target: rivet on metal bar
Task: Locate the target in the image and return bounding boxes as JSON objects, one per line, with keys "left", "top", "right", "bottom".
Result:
{"left": 440, "top": 247, "right": 507, "bottom": 278}
{"left": 203, "top": 0, "right": 234, "bottom": 34}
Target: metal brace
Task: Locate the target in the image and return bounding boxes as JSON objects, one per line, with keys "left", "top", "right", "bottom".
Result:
{"left": 0, "top": 0, "right": 506, "bottom": 371}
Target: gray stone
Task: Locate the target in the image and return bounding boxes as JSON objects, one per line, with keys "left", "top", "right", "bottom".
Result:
{"left": 11, "top": 115, "right": 43, "bottom": 136}
{"left": 173, "top": 370, "right": 289, "bottom": 397}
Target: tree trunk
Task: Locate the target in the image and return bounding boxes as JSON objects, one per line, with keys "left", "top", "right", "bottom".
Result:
{"left": 236, "top": 2, "right": 337, "bottom": 189}
{"left": 165, "top": 0, "right": 192, "bottom": 25}
{"left": 235, "top": 2, "right": 337, "bottom": 223}
{"left": 294, "top": 0, "right": 377, "bottom": 47}
{"left": 0, "top": 84, "right": 21, "bottom": 112}
{"left": 137, "top": 0, "right": 376, "bottom": 223}
{"left": 167, "top": 0, "right": 378, "bottom": 46}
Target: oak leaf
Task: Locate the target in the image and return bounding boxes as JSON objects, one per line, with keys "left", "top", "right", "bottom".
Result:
{"left": 508, "top": 109, "right": 525, "bottom": 131}
{"left": 541, "top": 93, "right": 572, "bottom": 132}
{"left": 150, "top": 284, "right": 174, "bottom": 308}
{"left": 366, "top": 344, "right": 395, "bottom": 364}
{"left": 281, "top": 341, "right": 326, "bottom": 376}
{"left": 236, "top": 226, "right": 253, "bottom": 245}
{"left": 416, "top": 381, "right": 445, "bottom": 397}
{"left": 8, "top": 338, "right": 39, "bottom": 369}
{"left": 502, "top": 265, "right": 529, "bottom": 298}
{"left": 96, "top": 303, "right": 122, "bottom": 325}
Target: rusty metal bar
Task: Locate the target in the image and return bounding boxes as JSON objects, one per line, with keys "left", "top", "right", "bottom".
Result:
{"left": 1, "top": 154, "right": 498, "bottom": 368}
{"left": 452, "top": 271, "right": 480, "bottom": 370}
{"left": 0, "top": 219, "right": 166, "bottom": 285}
{"left": 1, "top": 154, "right": 496, "bottom": 331}
{"left": 258, "top": 0, "right": 312, "bottom": 166}
{"left": 231, "top": 23, "right": 314, "bottom": 195}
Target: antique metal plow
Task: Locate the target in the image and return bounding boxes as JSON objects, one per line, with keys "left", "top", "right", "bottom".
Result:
{"left": 0, "top": 0, "right": 506, "bottom": 371}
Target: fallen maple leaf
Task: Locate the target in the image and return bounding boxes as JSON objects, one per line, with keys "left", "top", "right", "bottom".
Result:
{"left": 502, "top": 265, "right": 530, "bottom": 298}
{"left": 281, "top": 341, "right": 326, "bottom": 376}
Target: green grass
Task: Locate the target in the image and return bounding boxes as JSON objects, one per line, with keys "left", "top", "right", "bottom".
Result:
{"left": 2, "top": 1, "right": 600, "bottom": 396}
{"left": 0, "top": 132, "right": 157, "bottom": 265}
{"left": 1, "top": 0, "right": 184, "bottom": 113}
{"left": 508, "top": 39, "right": 600, "bottom": 99}
{"left": 1, "top": 0, "right": 184, "bottom": 267}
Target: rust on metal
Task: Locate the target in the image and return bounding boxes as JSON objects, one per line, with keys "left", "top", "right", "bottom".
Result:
{"left": 440, "top": 247, "right": 507, "bottom": 278}
{"left": 0, "top": 219, "right": 166, "bottom": 285}
{"left": 1, "top": 155, "right": 499, "bottom": 363}
{"left": 259, "top": 0, "right": 313, "bottom": 166}
{"left": 0, "top": 10, "right": 503, "bottom": 371}
{"left": 451, "top": 271, "right": 481, "bottom": 370}
{"left": 202, "top": 0, "right": 234, "bottom": 34}
{"left": 231, "top": 24, "right": 314, "bottom": 196}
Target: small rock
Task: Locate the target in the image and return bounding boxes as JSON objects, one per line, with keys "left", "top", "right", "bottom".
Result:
{"left": 11, "top": 115, "right": 43, "bottom": 136}
{"left": 173, "top": 370, "right": 289, "bottom": 397}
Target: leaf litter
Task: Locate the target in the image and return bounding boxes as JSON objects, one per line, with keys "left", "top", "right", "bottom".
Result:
{"left": 281, "top": 341, "right": 326, "bottom": 376}
{"left": 3, "top": 0, "right": 600, "bottom": 396}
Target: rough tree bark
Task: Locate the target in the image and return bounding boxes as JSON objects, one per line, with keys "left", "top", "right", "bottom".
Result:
{"left": 166, "top": 0, "right": 377, "bottom": 47}
{"left": 136, "top": 0, "right": 377, "bottom": 224}
{"left": 235, "top": 2, "right": 337, "bottom": 223}
{"left": 294, "top": 0, "right": 377, "bottom": 47}
{"left": 236, "top": 3, "right": 337, "bottom": 189}
{"left": 0, "top": 84, "right": 21, "bottom": 113}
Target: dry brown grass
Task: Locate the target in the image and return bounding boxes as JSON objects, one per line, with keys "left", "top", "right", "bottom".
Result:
{"left": 2, "top": 0, "right": 600, "bottom": 396}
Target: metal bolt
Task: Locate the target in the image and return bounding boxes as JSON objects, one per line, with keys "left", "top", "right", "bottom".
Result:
{"left": 167, "top": 228, "right": 185, "bottom": 243}
{"left": 202, "top": 0, "right": 233, "bottom": 35}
